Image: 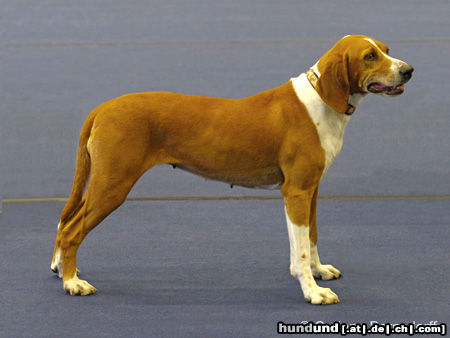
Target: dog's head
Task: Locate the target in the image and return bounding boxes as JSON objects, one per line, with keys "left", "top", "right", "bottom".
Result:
{"left": 313, "top": 35, "right": 414, "bottom": 114}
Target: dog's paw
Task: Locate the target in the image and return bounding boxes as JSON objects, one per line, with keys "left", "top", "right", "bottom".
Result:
{"left": 303, "top": 285, "right": 339, "bottom": 305}
{"left": 312, "top": 264, "right": 341, "bottom": 280}
{"left": 63, "top": 276, "right": 97, "bottom": 296}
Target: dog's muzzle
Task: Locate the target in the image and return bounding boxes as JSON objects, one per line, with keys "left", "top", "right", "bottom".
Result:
{"left": 367, "top": 62, "right": 414, "bottom": 96}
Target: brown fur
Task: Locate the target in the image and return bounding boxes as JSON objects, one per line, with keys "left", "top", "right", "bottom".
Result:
{"left": 51, "top": 35, "right": 412, "bottom": 298}
{"left": 52, "top": 80, "right": 326, "bottom": 294}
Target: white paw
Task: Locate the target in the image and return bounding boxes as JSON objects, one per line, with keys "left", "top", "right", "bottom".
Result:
{"left": 303, "top": 285, "right": 339, "bottom": 305}
{"left": 63, "top": 276, "right": 97, "bottom": 296}
{"left": 312, "top": 264, "right": 341, "bottom": 280}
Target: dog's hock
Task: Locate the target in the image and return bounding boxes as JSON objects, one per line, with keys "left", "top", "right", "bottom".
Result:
{"left": 51, "top": 248, "right": 63, "bottom": 278}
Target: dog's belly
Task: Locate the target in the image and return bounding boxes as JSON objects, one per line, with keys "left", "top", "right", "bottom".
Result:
{"left": 171, "top": 163, "right": 284, "bottom": 189}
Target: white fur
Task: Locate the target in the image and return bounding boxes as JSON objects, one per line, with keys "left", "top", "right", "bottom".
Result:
{"left": 291, "top": 73, "right": 354, "bottom": 176}
{"left": 310, "top": 242, "right": 341, "bottom": 280}
{"left": 51, "top": 248, "right": 63, "bottom": 278}
{"left": 364, "top": 37, "right": 391, "bottom": 60}
{"left": 311, "top": 61, "right": 320, "bottom": 77}
{"left": 284, "top": 207, "right": 339, "bottom": 304}
{"left": 284, "top": 206, "right": 314, "bottom": 284}
{"left": 364, "top": 37, "right": 383, "bottom": 50}
{"left": 310, "top": 242, "right": 321, "bottom": 268}
{"left": 348, "top": 93, "right": 366, "bottom": 108}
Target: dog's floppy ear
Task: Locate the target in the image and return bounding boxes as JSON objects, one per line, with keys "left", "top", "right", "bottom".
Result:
{"left": 316, "top": 50, "right": 350, "bottom": 114}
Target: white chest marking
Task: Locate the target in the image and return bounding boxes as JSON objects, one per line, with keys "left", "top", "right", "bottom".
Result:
{"left": 291, "top": 73, "right": 357, "bottom": 177}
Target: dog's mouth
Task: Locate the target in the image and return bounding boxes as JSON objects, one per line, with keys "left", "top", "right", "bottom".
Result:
{"left": 367, "top": 82, "right": 404, "bottom": 95}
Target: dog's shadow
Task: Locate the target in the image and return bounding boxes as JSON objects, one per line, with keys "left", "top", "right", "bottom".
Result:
{"left": 74, "top": 265, "right": 305, "bottom": 306}
{"left": 102, "top": 283, "right": 299, "bottom": 306}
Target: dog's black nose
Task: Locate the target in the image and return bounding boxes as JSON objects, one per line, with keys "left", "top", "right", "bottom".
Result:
{"left": 400, "top": 64, "right": 414, "bottom": 81}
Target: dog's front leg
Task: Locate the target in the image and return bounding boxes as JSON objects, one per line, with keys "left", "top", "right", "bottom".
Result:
{"left": 283, "top": 186, "right": 339, "bottom": 305}
{"left": 309, "top": 188, "right": 341, "bottom": 280}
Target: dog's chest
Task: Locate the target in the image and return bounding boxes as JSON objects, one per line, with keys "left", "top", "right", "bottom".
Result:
{"left": 312, "top": 110, "right": 349, "bottom": 176}
{"left": 291, "top": 74, "right": 350, "bottom": 177}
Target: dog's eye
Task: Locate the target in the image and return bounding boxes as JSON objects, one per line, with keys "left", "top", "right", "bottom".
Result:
{"left": 364, "top": 52, "right": 377, "bottom": 61}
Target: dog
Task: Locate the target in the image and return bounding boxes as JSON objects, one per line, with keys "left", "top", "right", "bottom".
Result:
{"left": 51, "top": 35, "right": 413, "bottom": 304}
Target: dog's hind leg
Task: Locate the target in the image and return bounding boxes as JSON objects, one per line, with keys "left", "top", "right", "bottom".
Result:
{"left": 51, "top": 112, "right": 94, "bottom": 277}
{"left": 59, "top": 174, "right": 136, "bottom": 295}
{"left": 51, "top": 200, "right": 85, "bottom": 278}
{"left": 57, "top": 114, "right": 158, "bottom": 295}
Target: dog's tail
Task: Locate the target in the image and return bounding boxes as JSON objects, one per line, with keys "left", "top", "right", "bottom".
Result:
{"left": 60, "top": 113, "right": 96, "bottom": 225}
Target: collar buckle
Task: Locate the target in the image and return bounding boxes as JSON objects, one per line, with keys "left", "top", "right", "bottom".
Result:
{"left": 345, "top": 104, "right": 355, "bottom": 116}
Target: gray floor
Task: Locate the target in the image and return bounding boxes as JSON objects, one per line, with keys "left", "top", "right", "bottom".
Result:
{"left": 1, "top": 0, "right": 449, "bottom": 199}
{"left": 0, "top": 198, "right": 449, "bottom": 337}
{"left": 1, "top": 0, "right": 449, "bottom": 337}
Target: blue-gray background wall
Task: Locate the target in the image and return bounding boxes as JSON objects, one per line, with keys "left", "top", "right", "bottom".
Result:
{"left": 2, "top": 0, "right": 449, "bottom": 199}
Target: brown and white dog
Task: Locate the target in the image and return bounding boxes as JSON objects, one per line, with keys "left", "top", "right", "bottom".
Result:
{"left": 51, "top": 35, "right": 413, "bottom": 304}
